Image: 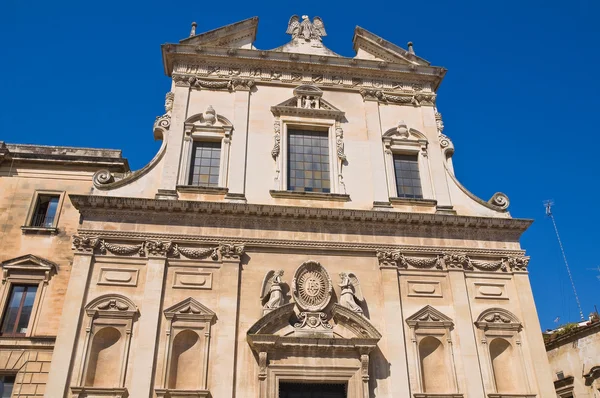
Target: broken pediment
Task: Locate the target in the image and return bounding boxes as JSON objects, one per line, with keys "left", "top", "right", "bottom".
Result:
{"left": 178, "top": 17, "right": 258, "bottom": 49}
{"left": 271, "top": 85, "right": 345, "bottom": 121}
{"left": 353, "top": 27, "right": 430, "bottom": 66}
{"left": 164, "top": 297, "right": 216, "bottom": 323}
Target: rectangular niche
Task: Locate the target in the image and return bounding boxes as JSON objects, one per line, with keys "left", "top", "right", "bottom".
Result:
{"left": 473, "top": 282, "right": 508, "bottom": 300}
{"left": 97, "top": 268, "right": 139, "bottom": 287}
{"left": 173, "top": 271, "right": 213, "bottom": 290}
{"left": 407, "top": 280, "right": 442, "bottom": 298}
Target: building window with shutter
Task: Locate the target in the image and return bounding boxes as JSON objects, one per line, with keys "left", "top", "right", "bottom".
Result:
{"left": 287, "top": 129, "right": 330, "bottom": 193}
{"left": 392, "top": 154, "right": 423, "bottom": 199}
{"left": 22, "top": 191, "right": 64, "bottom": 233}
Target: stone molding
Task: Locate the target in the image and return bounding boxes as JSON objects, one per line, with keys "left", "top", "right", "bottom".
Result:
{"left": 69, "top": 195, "right": 531, "bottom": 233}
{"left": 72, "top": 236, "right": 244, "bottom": 261}
{"left": 75, "top": 228, "right": 525, "bottom": 258}
{"left": 163, "top": 46, "right": 445, "bottom": 90}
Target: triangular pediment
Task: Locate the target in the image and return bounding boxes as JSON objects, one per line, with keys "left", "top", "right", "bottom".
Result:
{"left": 179, "top": 17, "right": 258, "bottom": 49}
{"left": 1, "top": 254, "right": 58, "bottom": 272}
{"left": 353, "top": 27, "right": 430, "bottom": 66}
{"left": 406, "top": 305, "right": 453, "bottom": 328}
{"left": 271, "top": 85, "right": 344, "bottom": 121}
{"left": 164, "top": 297, "right": 216, "bottom": 322}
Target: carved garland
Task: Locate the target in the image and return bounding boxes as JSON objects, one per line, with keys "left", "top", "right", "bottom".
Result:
{"left": 173, "top": 74, "right": 255, "bottom": 91}
{"left": 72, "top": 236, "right": 244, "bottom": 260}
{"left": 377, "top": 249, "right": 529, "bottom": 272}
{"left": 359, "top": 89, "right": 436, "bottom": 106}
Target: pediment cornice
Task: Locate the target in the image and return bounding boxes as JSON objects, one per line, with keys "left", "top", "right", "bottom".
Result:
{"left": 162, "top": 45, "right": 445, "bottom": 91}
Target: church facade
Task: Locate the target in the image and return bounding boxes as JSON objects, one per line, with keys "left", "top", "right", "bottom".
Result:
{"left": 0, "top": 15, "right": 555, "bottom": 398}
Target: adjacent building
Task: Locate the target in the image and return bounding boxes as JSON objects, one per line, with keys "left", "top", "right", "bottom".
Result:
{"left": 0, "top": 15, "right": 556, "bottom": 398}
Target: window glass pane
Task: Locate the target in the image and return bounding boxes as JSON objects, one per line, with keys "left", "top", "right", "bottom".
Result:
{"left": 16, "top": 287, "right": 38, "bottom": 334}
{"left": 1, "top": 285, "right": 37, "bottom": 335}
{"left": 188, "top": 141, "right": 221, "bottom": 187}
{"left": 393, "top": 154, "right": 423, "bottom": 199}
{"left": 31, "top": 195, "right": 60, "bottom": 227}
{"left": 288, "top": 130, "right": 330, "bottom": 193}
{"left": 0, "top": 375, "right": 15, "bottom": 398}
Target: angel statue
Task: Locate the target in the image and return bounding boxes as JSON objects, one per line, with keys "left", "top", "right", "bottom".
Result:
{"left": 338, "top": 272, "right": 364, "bottom": 315}
{"left": 286, "top": 15, "right": 327, "bottom": 42}
{"left": 260, "top": 270, "right": 285, "bottom": 315}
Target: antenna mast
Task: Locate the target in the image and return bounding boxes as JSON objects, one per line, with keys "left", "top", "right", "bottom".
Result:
{"left": 544, "top": 200, "right": 584, "bottom": 321}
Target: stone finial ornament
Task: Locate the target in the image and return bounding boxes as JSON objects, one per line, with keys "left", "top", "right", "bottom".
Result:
{"left": 203, "top": 105, "right": 216, "bottom": 125}
{"left": 190, "top": 21, "right": 197, "bottom": 37}
{"left": 407, "top": 41, "right": 415, "bottom": 55}
{"left": 260, "top": 270, "right": 285, "bottom": 315}
{"left": 338, "top": 272, "right": 364, "bottom": 315}
{"left": 286, "top": 15, "right": 327, "bottom": 42}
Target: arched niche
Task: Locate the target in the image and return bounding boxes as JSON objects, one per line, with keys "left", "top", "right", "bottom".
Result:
{"left": 406, "top": 305, "right": 459, "bottom": 397}
{"left": 474, "top": 308, "right": 531, "bottom": 396}
{"left": 419, "top": 336, "right": 449, "bottom": 393}
{"left": 246, "top": 303, "right": 382, "bottom": 398}
{"left": 71, "top": 294, "right": 137, "bottom": 398}
{"left": 85, "top": 327, "right": 122, "bottom": 387}
{"left": 156, "top": 297, "right": 216, "bottom": 398}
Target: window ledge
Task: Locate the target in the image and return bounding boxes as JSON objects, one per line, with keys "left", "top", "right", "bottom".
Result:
{"left": 155, "top": 389, "right": 211, "bottom": 398}
{"left": 21, "top": 226, "right": 58, "bottom": 234}
{"left": 414, "top": 394, "right": 463, "bottom": 398}
{"left": 390, "top": 197, "right": 437, "bottom": 207}
{"left": 176, "top": 185, "right": 229, "bottom": 194}
{"left": 270, "top": 190, "right": 350, "bottom": 202}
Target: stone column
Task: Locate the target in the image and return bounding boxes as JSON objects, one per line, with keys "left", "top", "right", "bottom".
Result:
{"left": 225, "top": 87, "right": 251, "bottom": 202}
{"left": 363, "top": 99, "right": 390, "bottom": 207}
{"left": 44, "top": 251, "right": 94, "bottom": 398}
{"left": 379, "top": 265, "right": 411, "bottom": 397}
{"left": 128, "top": 242, "right": 169, "bottom": 398}
{"left": 447, "top": 268, "right": 486, "bottom": 397}
{"left": 513, "top": 272, "right": 556, "bottom": 397}
{"left": 211, "top": 245, "right": 243, "bottom": 398}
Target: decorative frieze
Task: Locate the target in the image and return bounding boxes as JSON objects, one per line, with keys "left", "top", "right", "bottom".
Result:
{"left": 376, "top": 249, "right": 529, "bottom": 273}
{"left": 172, "top": 74, "right": 255, "bottom": 91}
{"left": 71, "top": 236, "right": 244, "bottom": 261}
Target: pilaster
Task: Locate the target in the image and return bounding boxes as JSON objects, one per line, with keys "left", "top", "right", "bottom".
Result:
{"left": 157, "top": 85, "right": 190, "bottom": 197}
{"left": 364, "top": 100, "right": 390, "bottom": 206}
{"left": 128, "top": 254, "right": 168, "bottom": 398}
{"left": 211, "top": 252, "right": 243, "bottom": 398}
{"left": 226, "top": 88, "right": 251, "bottom": 201}
{"left": 44, "top": 252, "right": 93, "bottom": 398}
{"left": 446, "top": 269, "right": 486, "bottom": 397}
{"left": 379, "top": 265, "right": 411, "bottom": 397}
{"left": 513, "top": 272, "right": 556, "bottom": 397}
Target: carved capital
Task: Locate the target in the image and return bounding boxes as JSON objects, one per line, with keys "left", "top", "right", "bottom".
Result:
{"left": 507, "top": 256, "right": 529, "bottom": 271}
{"left": 145, "top": 240, "right": 174, "bottom": 257}
{"left": 219, "top": 243, "right": 245, "bottom": 260}
{"left": 72, "top": 235, "right": 101, "bottom": 253}
{"left": 443, "top": 253, "right": 472, "bottom": 270}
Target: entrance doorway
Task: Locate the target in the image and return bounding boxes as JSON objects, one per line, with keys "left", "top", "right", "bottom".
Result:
{"left": 278, "top": 382, "right": 347, "bottom": 398}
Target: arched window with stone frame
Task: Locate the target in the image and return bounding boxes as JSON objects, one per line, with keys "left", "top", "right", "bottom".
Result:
{"left": 382, "top": 122, "right": 434, "bottom": 202}
{"left": 177, "top": 107, "right": 233, "bottom": 192}
{"left": 155, "top": 297, "right": 216, "bottom": 398}
{"left": 405, "top": 305, "right": 461, "bottom": 398}
{"left": 474, "top": 308, "right": 534, "bottom": 398}
{"left": 71, "top": 294, "right": 137, "bottom": 398}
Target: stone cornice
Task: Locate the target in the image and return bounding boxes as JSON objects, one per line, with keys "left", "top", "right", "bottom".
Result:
{"left": 162, "top": 45, "right": 445, "bottom": 89}
{"left": 69, "top": 194, "right": 531, "bottom": 233}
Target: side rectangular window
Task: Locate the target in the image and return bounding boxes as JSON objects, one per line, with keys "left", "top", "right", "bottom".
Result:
{"left": 0, "top": 375, "right": 15, "bottom": 398}
{"left": 287, "top": 129, "right": 330, "bottom": 193}
{"left": 0, "top": 285, "right": 38, "bottom": 336}
{"left": 30, "top": 195, "right": 60, "bottom": 227}
{"left": 393, "top": 154, "right": 422, "bottom": 199}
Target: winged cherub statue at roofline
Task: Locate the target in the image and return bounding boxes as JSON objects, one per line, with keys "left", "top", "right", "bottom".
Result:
{"left": 286, "top": 15, "right": 327, "bottom": 42}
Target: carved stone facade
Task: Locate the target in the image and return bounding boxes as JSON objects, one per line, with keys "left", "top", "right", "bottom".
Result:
{"left": 0, "top": 15, "right": 556, "bottom": 398}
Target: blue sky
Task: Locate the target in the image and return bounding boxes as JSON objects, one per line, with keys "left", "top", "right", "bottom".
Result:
{"left": 1, "top": 0, "right": 598, "bottom": 330}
